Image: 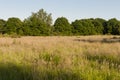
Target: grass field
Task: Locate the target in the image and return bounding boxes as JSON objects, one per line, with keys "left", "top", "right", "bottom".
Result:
{"left": 0, "top": 35, "right": 120, "bottom": 80}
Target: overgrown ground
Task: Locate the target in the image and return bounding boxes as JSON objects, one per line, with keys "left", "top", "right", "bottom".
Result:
{"left": 0, "top": 36, "right": 120, "bottom": 80}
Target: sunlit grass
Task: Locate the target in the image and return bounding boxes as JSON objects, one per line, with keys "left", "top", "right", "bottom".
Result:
{"left": 0, "top": 35, "right": 120, "bottom": 80}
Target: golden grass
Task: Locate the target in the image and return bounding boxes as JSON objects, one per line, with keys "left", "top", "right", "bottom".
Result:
{"left": 0, "top": 35, "right": 120, "bottom": 80}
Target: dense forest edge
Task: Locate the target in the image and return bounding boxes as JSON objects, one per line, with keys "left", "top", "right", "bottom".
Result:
{"left": 0, "top": 9, "right": 120, "bottom": 36}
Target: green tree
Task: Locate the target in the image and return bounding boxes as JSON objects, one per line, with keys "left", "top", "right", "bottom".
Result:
{"left": 4, "top": 17, "right": 23, "bottom": 35}
{"left": 91, "top": 18, "right": 104, "bottom": 34}
{"left": 0, "top": 19, "right": 6, "bottom": 34}
{"left": 23, "top": 9, "right": 52, "bottom": 36}
{"left": 71, "top": 20, "right": 84, "bottom": 35}
{"left": 34, "top": 9, "right": 52, "bottom": 26}
{"left": 72, "top": 19, "right": 96, "bottom": 35}
{"left": 54, "top": 17, "right": 72, "bottom": 35}
{"left": 106, "top": 18, "right": 120, "bottom": 35}
{"left": 94, "top": 18, "right": 107, "bottom": 34}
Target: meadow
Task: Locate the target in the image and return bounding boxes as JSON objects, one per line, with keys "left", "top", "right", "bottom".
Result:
{"left": 0, "top": 35, "right": 120, "bottom": 80}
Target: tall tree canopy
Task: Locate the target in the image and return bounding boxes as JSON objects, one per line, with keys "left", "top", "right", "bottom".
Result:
{"left": 106, "top": 18, "right": 120, "bottom": 35}
{"left": 4, "top": 17, "right": 23, "bottom": 35}
{"left": 91, "top": 18, "right": 104, "bottom": 34}
{"left": 0, "top": 9, "right": 120, "bottom": 36}
{"left": 54, "top": 17, "right": 72, "bottom": 35}
{"left": 0, "top": 19, "right": 6, "bottom": 34}
{"left": 72, "top": 19, "right": 96, "bottom": 35}
{"left": 23, "top": 9, "right": 52, "bottom": 36}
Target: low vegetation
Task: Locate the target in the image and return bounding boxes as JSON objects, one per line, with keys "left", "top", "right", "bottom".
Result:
{"left": 0, "top": 36, "right": 120, "bottom": 80}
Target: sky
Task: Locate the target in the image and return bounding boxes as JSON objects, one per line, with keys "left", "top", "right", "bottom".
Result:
{"left": 0, "top": 0, "right": 120, "bottom": 22}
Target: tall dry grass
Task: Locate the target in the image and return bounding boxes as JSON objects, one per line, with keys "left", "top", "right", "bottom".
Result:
{"left": 0, "top": 35, "right": 120, "bottom": 80}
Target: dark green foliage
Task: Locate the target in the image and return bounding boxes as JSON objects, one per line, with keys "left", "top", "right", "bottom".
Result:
{"left": 94, "top": 18, "right": 107, "bottom": 34}
{"left": 105, "top": 18, "right": 120, "bottom": 35}
{"left": 23, "top": 9, "right": 52, "bottom": 36}
{"left": 72, "top": 18, "right": 120, "bottom": 35}
{"left": 0, "top": 9, "right": 120, "bottom": 36}
{"left": 0, "top": 19, "right": 6, "bottom": 34}
{"left": 4, "top": 17, "right": 23, "bottom": 35}
{"left": 91, "top": 19, "right": 104, "bottom": 34}
{"left": 53, "top": 17, "right": 72, "bottom": 35}
{"left": 95, "top": 18, "right": 107, "bottom": 27}
{"left": 72, "top": 19, "right": 96, "bottom": 35}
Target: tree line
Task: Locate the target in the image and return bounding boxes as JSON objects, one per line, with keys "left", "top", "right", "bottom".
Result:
{"left": 0, "top": 9, "right": 120, "bottom": 36}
